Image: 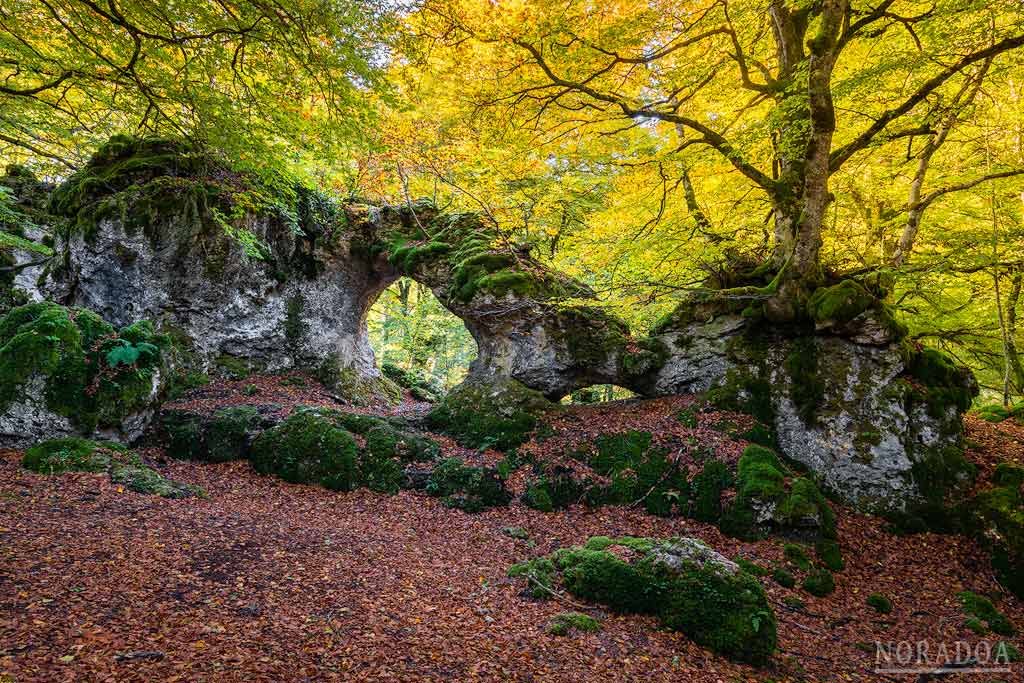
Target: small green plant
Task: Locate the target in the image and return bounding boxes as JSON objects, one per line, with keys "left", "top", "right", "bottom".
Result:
{"left": 783, "top": 543, "right": 812, "bottom": 571}
{"left": 958, "top": 591, "right": 1015, "bottom": 636}
{"left": 547, "top": 612, "right": 601, "bottom": 636}
{"left": 802, "top": 569, "right": 835, "bottom": 597}
{"left": 243, "top": 383, "right": 259, "bottom": 396}
{"left": 772, "top": 567, "right": 796, "bottom": 588}
{"left": 815, "top": 539, "right": 844, "bottom": 571}
{"left": 866, "top": 593, "right": 892, "bottom": 614}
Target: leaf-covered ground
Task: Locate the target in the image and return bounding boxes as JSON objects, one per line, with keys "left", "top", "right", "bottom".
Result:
{"left": 1, "top": 377, "right": 1022, "bottom": 682}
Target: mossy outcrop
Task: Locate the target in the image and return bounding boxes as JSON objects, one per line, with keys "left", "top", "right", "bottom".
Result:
{"left": 968, "top": 464, "right": 1024, "bottom": 599}
{"left": 162, "top": 405, "right": 273, "bottom": 462}
{"left": 246, "top": 408, "right": 440, "bottom": 494}
{"left": 23, "top": 437, "right": 200, "bottom": 498}
{"left": 0, "top": 302, "right": 165, "bottom": 447}
{"left": 645, "top": 297, "right": 976, "bottom": 512}
{"left": 427, "top": 377, "right": 551, "bottom": 450}
{"left": 508, "top": 536, "right": 776, "bottom": 665}
{"left": 30, "top": 138, "right": 979, "bottom": 515}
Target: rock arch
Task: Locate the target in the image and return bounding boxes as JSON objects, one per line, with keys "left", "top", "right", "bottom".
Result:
{"left": 34, "top": 137, "right": 978, "bottom": 511}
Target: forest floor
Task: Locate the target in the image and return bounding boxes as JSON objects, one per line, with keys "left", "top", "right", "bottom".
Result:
{"left": 1, "top": 375, "right": 1023, "bottom": 682}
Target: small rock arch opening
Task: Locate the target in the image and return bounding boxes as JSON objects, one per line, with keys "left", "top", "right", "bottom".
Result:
{"left": 367, "top": 277, "right": 478, "bottom": 396}
{"left": 565, "top": 385, "right": 638, "bottom": 404}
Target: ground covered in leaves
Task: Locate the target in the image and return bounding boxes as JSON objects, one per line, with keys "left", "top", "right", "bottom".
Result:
{"left": 1, "top": 377, "right": 1022, "bottom": 682}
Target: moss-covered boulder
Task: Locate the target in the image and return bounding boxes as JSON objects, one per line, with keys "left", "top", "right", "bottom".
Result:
{"left": 0, "top": 302, "right": 165, "bottom": 447}
{"left": 162, "top": 405, "right": 269, "bottom": 462}
{"left": 428, "top": 377, "right": 552, "bottom": 450}
{"left": 509, "top": 536, "right": 776, "bottom": 665}
{"left": 250, "top": 411, "right": 359, "bottom": 490}
{"left": 23, "top": 437, "right": 200, "bottom": 498}
{"left": 425, "top": 457, "right": 512, "bottom": 512}
{"left": 521, "top": 430, "right": 690, "bottom": 516}
{"left": 644, "top": 303, "right": 977, "bottom": 512}
{"left": 969, "top": 464, "right": 1024, "bottom": 599}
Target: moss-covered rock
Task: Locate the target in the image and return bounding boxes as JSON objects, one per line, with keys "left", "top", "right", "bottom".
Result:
{"left": 547, "top": 612, "right": 601, "bottom": 636}
{"left": 250, "top": 411, "right": 359, "bottom": 491}
{"left": 958, "top": 591, "right": 1015, "bottom": 636}
{"left": 162, "top": 405, "right": 267, "bottom": 462}
{"left": 23, "top": 437, "right": 200, "bottom": 498}
{"left": 428, "top": 377, "right": 551, "bottom": 451}
{"left": 720, "top": 445, "right": 836, "bottom": 541}
{"left": 509, "top": 536, "right": 776, "bottom": 665}
{"left": 867, "top": 593, "right": 893, "bottom": 614}
{"left": 968, "top": 473, "right": 1024, "bottom": 599}
{"left": 425, "top": 457, "right": 511, "bottom": 512}
{"left": 802, "top": 568, "right": 835, "bottom": 597}
{"left": 0, "top": 302, "right": 165, "bottom": 445}
{"left": 381, "top": 362, "right": 444, "bottom": 402}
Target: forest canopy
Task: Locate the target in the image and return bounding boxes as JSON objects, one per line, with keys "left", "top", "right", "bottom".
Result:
{"left": 2, "top": 0, "right": 1023, "bottom": 400}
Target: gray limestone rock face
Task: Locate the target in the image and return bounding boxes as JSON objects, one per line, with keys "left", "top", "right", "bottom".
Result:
{"left": 648, "top": 315, "right": 973, "bottom": 511}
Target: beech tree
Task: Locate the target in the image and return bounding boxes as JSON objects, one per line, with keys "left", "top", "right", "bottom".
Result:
{"left": 413, "top": 0, "right": 1024, "bottom": 315}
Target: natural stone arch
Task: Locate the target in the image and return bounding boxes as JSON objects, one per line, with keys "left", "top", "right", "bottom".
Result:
{"left": 30, "top": 136, "right": 981, "bottom": 513}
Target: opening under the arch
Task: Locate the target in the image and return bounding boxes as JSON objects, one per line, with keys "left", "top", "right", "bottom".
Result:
{"left": 367, "top": 277, "right": 477, "bottom": 398}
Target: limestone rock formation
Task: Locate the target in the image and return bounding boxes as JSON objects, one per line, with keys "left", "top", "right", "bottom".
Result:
{"left": 14, "top": 136, "right": 978, "bottom": 513}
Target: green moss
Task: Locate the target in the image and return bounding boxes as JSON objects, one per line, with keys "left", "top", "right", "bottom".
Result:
{"left": 806, "top": 280, "right": 876, "bottom": 324}
{"left": 705, "top": 369, "right": 775, "bottom": 426}
{"left": 735, "top": 557, "right": 770, "bottom": 577}
{"left": 162, "top": 409, "right": 206, "bottom": 460}
{"left": 993, "top": 463, "right": 1024, "bottom": 489}
{"left": 250, "top": 412, "right": 358, "bottom": 491}
{"left": 547, "top": 612, "right": 601, "bottom": 636}
{"left": 676, "top": 408, "right": 697, "bottom": 428}
{"left": 784, "top": 337, "right": 824, "bottom": 426}
{"left": 514, "top": 537, "right": 777, "bottom": 665}
{"left": 522, "top": 466, "right": 583, "bottom": 511}
{"left": 802, "top": 569, "right": 835, "bottom": 597}
{"left": 867, "top": 593, "right": 893, "bottom": 614}
{"left": 323, "top": 409, "right": 438, "bottom": 462}
{"left": 815, "top": 539, "right": 844, "bottom": 572}
{"left": 958, "top": 591, "right": 1015, "bottom": 636}
{"left": 23, "top": 437, "right": 200, "bottom": 498}
{"left": 772, "top": 567, "right": 796, "bottom": 588}
{"left": 507, "top": 556, "right": 557, "bottom": 598}
{"left": 316, "top": 362, "right": 402, "bottom": 407}
{"left": 22, "top": 437, "right": 115, "bottom": 473}
{"left": 904, "top": 346, "right": 977, "bottom": 417}
{"left": 783, "top": 544, "right": 812, "bottom": 571}
{"left": 283, "top": 295, "right": 307, "bottom": 352}
{"left": 381, "top": 362, "right": 443, "bottom": 403}
{"left": 425, "top": 457, "right": 511, "bottom": 512}
{"left": 206, "top": 406, "right": 262, "bottom": 462}
{"left": 213, "top": 354, "right": 255, "bottom": 380}
{"left": 0, "top": 302, "right": 164, "bottom": 433}
{"left": 427, "top": 378, "right": 550, "bottom": 451}
{"left": 691, "top": 459, "right": 733, "bottom": 523}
